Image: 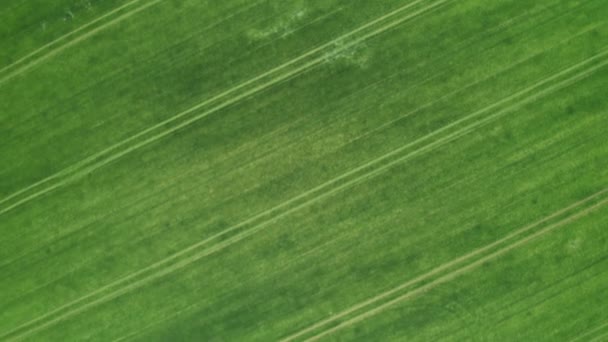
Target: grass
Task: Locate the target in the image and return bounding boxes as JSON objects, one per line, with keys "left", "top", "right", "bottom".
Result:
{"left": 1, "top": 0, "right": 607, "bottom": 341}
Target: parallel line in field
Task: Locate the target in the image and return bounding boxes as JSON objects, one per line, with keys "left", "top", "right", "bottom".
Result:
{"left": 0, "top": 0, "right": 162, "bottom": 86}
{"left": 0, "top": 66, "right": 435, "bottom": 281}
{"left": 300, "top": 62, "right": 608, "bottom": 341}
{"left": 590, "top": 331, "right": 608, "bottom": 342}
{"left": 0, "top": 0, "right": 143, "bottom": 75}
{"left": 333, "top": 4, "right": 603, "bottom": 151}
{"left": 281, "top": 189, "right": 608, "bottom": 341}
{"left": 110, "top": 303, "right": 200, "bottom": 342}
{"left": 5, "top": 0, "right": 267, "bottom": 147}
{"left": 302, "top": 195, "right": 608, "bottom": 342}
{"left": 0, "top": 0, "right": 424, "bottom": 206}
{"left": 172, "top": 13, "right": 601, "bottom": 227}
{"left": 0, "top": 0, "right": 451, "bottom": 216}
{"left": 0, "top": 117, "right": 303, "bottom": 277}
{"left": 296, "top": 177, "right": 608, "bottom": 341}
{"left": 4, "top": 46, "right": 605, "bottom": 342}
{"left": 112, "top": 236, "right": 345, "bottom": 342}
{"left": 570, "top": 321, "right": 608, "bottom": 342}
{"left": 0, "top": 14, "right": 532, "bottom": 270}
{"left": 453, "top": 254, "right": 608, "bottom": 342}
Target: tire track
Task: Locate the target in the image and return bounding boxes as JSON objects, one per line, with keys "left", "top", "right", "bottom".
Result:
{"left": 590, "top": 331, "right": 608, "bottom": 342}
{"left": 0, "top": 0, "right": 452, "bottom": 216}
{"left": 0, "top": 0, "right": 143, "bottom": 75}
{"left": 281, "top": 189, "right": 608, "bottom": 341}
{"left": 110, "top": 303, "right": 199, "bottom": 342}
{"left": 570, "top": 321, "right": 608, "bottom": 342}
{"left": 302, "top": 195, "right": 608, "bottom": 342}
{"left": 0, "top": 0, "right": 162, "bottom": 86}
{"left": 0, "top": 12, "right": 551, "bottom": 270}
{"left": 4, "top": 45, "right": 605, "bottom": 341}
{"left": 0, "top": 0, "right": 259, "bottom": 210}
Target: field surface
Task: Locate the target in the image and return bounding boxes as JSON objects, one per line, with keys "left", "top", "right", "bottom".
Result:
{"left": 1, "top": 0, "right": 608, "bottom": 341}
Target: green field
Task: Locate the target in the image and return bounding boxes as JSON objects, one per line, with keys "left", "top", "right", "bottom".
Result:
{"left": 1, "top": 0, "right": 608, "bottom": 340}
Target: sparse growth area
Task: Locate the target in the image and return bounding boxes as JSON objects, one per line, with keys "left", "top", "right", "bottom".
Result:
{"left": 1, "top": 0, "right": 608, "bottom": 341}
